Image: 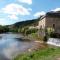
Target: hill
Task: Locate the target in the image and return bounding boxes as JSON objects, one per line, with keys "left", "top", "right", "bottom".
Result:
{"left": 12, "top": 18, "right": 40, "bottom": 28}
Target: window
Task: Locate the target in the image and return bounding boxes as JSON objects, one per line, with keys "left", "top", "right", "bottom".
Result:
{"left": 53, "top": 24, "right": 55, "bottom": 28}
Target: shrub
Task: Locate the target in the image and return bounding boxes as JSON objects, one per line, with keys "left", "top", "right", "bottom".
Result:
{"left": 50, "top": 33, "right": 60, "bottom": 38}
{"left": 43, "top": 36, "right": 48, "bottom": 42}
{"left": 25, "top": 28, "right": 38, "bottom": 35}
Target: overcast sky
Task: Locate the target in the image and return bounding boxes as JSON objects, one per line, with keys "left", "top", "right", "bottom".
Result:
{"left": 0, "top": 0, "right": 60, "bottom": 25}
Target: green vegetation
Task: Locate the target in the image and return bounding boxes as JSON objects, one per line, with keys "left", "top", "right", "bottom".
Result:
{"left": 46, "top": 27, "right": 55, "bottom": 37}
{"left": 0, "top": 25, "right": 9, "bottom": 33}
{"left": 0, "top": 18, "right": 40, "bottom": 33}
{"left": 29, "top": 33, "right": 44, "bottom": 41}
{"left": 25, "top": 28, "right": 38, "bottom": 35}
{"left": 7, "top": 18, "right": 39, "bottom": 33}
{"left": 45, "top": 27, "right": 60, "bottom": 39}
{"left": 13, "top": 18, "right": 39, "bottom": 28}
{"left": 14, "top": 47, "right": 60, "bottom": 60}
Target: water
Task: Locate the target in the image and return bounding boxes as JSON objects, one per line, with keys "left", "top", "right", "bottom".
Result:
{"left": 0, "top": 33, "right": 36, "bottom": 60}
{"left": 47, "top": 38, "right": 60, "bottom": 47}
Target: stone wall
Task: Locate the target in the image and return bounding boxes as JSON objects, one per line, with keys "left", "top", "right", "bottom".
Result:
{"left": 39, "top": 18, "right": 46, "bottom": 29}
{"left": 46, "top": 17, "right": 60, "bottom": 34}
{"left": 38, "top": 15, "right": 60, "bottom": 36}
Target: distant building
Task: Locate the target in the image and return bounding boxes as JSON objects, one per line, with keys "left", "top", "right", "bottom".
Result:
{"left": 38, "top": 11, "right": 60, "bottom": 36}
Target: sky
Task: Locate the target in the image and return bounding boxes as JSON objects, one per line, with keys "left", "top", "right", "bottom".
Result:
{"left": 0, "top": 0, "right": 60, "bottom": 25}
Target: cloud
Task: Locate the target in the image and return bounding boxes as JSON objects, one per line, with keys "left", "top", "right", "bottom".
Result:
{"left": 8, "top": 14, "right": 18, "bottom": 20}
{"left": 18, "top": 0, "right": 32, "bottom": 5}
{"left": 0, "top": 3, "right": 32, "bottom": 20}
{"left": 34, "top": 11, "right": 45, "bottom": 17}
{"left": 1, "top": 3, "right": 31, "bottom": 16}
{"left": 0, "top": 3, "right": 32, "bottom": 25}
{"left": 28, "top": 8, "right": 32, "bottom": 11}
{"left": 51, "top": 8, "right": 60, "bottom": 12}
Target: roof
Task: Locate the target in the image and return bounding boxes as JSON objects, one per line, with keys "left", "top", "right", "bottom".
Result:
{"left": 40, "top": 11, "right": 60, "bottom": 20}
{"left": 46, "top": 11, "right": 60, "bottom": 17}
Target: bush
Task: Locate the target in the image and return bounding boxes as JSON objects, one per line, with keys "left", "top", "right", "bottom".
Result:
{"left": 43, "top": 36, "right": 48, "bottom": 42}
{"left": 25, "top": 28, "right": 38, "bottom": 35}
{"left": 50, "top": 33, "right": 60, "bottom": 38}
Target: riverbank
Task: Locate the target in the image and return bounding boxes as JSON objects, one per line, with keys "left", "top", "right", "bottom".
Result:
{"left": 20, "top": 33, "right": 44, "bottom": 42}
{"left": 14, "top": 34, "right": 45, "bottom": 50}
{"left": 18, "top": 34, "right": 45, "bottom": 51}
{"left": 13, "top": 46, "right": 60, "bottom": 60}
{"left": 12, "top": 34, "right": 47, "bottom": 60}
{"left": 0, "top": 33, "right": 46, "bottom": 60}
{"left": 13, "top": 33, "right": 60, "bottom": 60}
{"left": 12, "top": 39, "right": 46, "bottom": 60}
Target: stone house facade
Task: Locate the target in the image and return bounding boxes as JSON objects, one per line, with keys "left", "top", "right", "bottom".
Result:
{"left": 38, "top": 12, "right": 60, "bottom": 36}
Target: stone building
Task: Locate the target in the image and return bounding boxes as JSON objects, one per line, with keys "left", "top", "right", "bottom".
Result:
{"left": 38, "top": 11, "right": 60, "bottom": 36}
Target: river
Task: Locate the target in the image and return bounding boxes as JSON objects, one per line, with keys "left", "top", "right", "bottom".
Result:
{"left": 0, "top": 33, "right": 38, "bottom": 60}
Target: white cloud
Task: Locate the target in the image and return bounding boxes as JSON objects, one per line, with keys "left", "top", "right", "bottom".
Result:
{"left": 8, "top": 14, "right": 18, "bottom": 20}
{"left": 34, "top": 11, "right": 45, "bottom": 17}
{"left": 1, "top": 3, "right": 31, "bottom": 16}
{"left": 0, "top": 17, "right": 18, "bottom": 25}
{"left": 18, "top": 0, "right": 32, "bottom": 5}
{"left": 0, "top": 3, "right": 32, "bottom": 25}
{"left": 28, "top": 8, "right": 32, "bottom": 11}
{"left": 51, "top": 8, "right": 60, "bottom": 12}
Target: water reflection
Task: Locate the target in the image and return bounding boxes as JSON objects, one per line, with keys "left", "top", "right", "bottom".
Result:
{"left": 0, "top": 33, "right": 34, "bottom": 60}
{"left": 0, "top": 54, "right": 10, "bottom": 60}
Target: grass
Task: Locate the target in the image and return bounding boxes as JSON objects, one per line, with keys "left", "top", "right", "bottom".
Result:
{"left": 30, "top": 33, "right": 44, "bottom": 41}
{"left": 13, "top": 47, "right": 60, "bottom": 60}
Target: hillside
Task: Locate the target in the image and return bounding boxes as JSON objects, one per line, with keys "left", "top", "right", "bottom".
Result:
{"left": 12, "top": 18, "right": 40, "bottom": 28}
